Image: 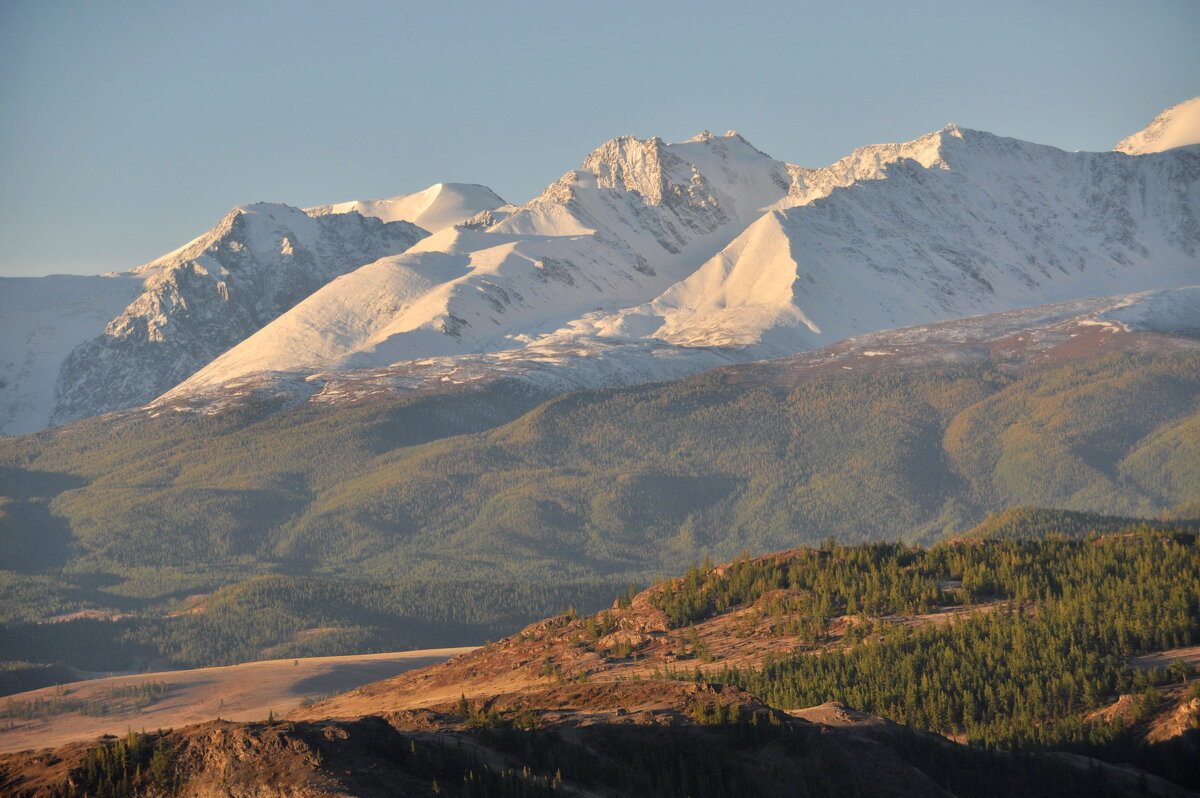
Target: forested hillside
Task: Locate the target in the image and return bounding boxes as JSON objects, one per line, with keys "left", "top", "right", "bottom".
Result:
{"left": 3, "top": 351, "right": 1196, "bottom": 582}
{"left": 0, "top": 347, "right": 1197, "bottom": 676}
{"left": 666, "top": 532, "right": 1200, "bottom": 788}
{"left": 960, "top": 506, "right": 1198, "bottom": 540}
{"left": 653, "top": 534, "right": 1199, "bottom": 753}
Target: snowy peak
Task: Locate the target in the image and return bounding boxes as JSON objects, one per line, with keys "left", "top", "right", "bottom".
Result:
{"left": 46, "top": 202, "right": 428, "bottom": 428}
{"left": 782, "top": 124, "right": 978, "bottom": 208}
{"left": 307, "top": 183, "right": 507, "bottom": 233}
{"left": 581, "top": 135, "right": 703, "bottom": 207}
{"left": 494, "top": 130, "right": 793, "bottom": 258}
{"left": 1115, "top": 96, "right": 1200, "bottom": 155}
{"left": 134, "top": 202, "right": 324, "bottom": 277}
{"left": 577, "top": 130, "right": 791, "bottom": 218}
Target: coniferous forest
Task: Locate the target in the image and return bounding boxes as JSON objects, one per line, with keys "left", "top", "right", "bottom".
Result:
{"left": 649, "top": 531, "right": 1200, "bottom": 787}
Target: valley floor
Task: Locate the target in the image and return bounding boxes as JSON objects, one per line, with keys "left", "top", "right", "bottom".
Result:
{"left": 0, "top": 647, "right": 474, "bottom": 754}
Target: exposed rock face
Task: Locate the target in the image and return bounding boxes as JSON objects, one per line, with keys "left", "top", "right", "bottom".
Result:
{"left": 580, "top": 134, "right": 732, "bottom": 250}
{"left": 50, "top": 205, "right": 426, "bottom": 426}
{"left": 1150, "top": 695, "right": 1200, "bottom": 744}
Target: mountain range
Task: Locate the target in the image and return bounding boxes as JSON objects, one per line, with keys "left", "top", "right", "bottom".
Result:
{"left": 2, "top": 97, "right": 1198, "bottom": 436}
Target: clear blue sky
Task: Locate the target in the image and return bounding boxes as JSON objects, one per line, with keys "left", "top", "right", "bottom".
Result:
{"left": 1, "top": 0, "right": 1197, "bottom": 277}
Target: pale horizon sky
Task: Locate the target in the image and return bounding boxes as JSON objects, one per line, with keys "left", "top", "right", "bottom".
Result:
{"left": 1, "top": 0, "right": 1197, "bottom": 277}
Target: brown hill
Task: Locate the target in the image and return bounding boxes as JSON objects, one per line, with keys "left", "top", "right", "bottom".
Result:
{"left": 290, "top": 549, "right": 999, "bottom": 721}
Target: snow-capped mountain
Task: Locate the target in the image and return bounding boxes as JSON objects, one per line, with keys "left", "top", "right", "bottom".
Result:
{"left": 1115, "top": 96, "right": 1200, "bottom": 155}
{"left": 1, "top": 181, "right": 510, "bottom": 435}
{"left": 3, "top": 99, "right": 1198, "bottom": 435}
{"left": 588, "top": 125, "right": 1199, "bottom": 355}
{"left": 0, "top": 204, "right": 428, "bottom": 434}
{"left": 171, "top": 132, "right": 797, "bottom": 391}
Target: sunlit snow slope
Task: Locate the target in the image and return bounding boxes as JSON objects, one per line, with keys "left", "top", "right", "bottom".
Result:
{"left": 1115, "top": 95, "right": 1200, "bottom": 155}
{"left": 306, "top": 182, "right": 507, "bottom": 233}
{"left": 172, "top": 132, "right": 798, "bottom": 389}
